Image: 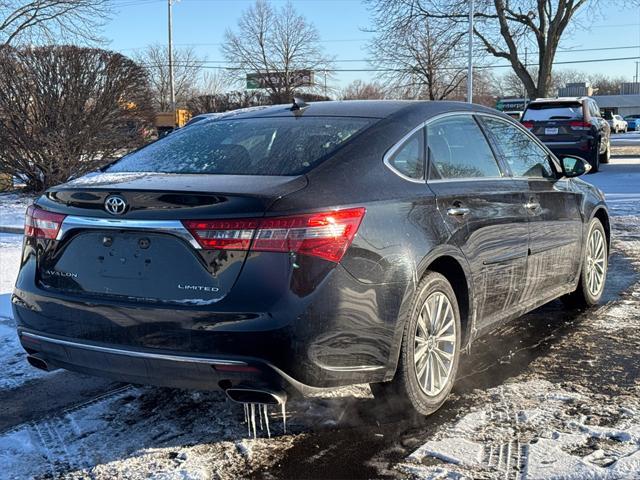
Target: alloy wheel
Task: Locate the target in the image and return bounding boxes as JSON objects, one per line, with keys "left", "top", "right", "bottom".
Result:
{"left": 585, "top": 227, "right": 607, "bottom": 297}
{"left": 413, "top": 291, "right": 456, "bottom": 396}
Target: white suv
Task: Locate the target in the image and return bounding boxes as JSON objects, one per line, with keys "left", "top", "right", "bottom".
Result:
{"left": 606, "top": 113, "right": 628, "bottom": 133}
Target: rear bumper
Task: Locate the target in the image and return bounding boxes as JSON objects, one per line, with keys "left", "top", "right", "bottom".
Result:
{"left": 540, "top": 137, "right": 594, "bottom": 159}
{"left": 18, "top": 330, "right": 320, "bottom": 395}
{"left": 13, "top": 252, "right": 403, "bottom": 392}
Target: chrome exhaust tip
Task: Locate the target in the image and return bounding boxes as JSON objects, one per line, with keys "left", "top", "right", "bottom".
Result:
{"left": 26, "top": 354, "right": 56, "bottom": 372}
{"left": 225, "top": 388, "right": 287, "bottom": 405}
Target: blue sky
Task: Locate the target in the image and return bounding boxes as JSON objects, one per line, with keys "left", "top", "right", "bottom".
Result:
{"left": 104, "top": 0, "right": 640, "bottom": 89}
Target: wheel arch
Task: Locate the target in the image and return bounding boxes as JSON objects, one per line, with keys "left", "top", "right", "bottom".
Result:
{"left": 382, "top": 248, "right": 475, "bottom": 383}
{"left": 425, "top": 255, "right": 473, "bottom": 348}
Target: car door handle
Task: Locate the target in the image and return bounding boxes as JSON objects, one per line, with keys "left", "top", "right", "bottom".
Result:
{"left": 524, "top": 202, "right": 540, "bottom": 210}
{"left": 447, "top": 207, "right": 470, "bottom": 217}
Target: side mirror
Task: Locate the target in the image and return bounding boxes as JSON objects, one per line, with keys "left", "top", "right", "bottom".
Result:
{"left": 560, "top": 155, "right": 591, "bottom": 177}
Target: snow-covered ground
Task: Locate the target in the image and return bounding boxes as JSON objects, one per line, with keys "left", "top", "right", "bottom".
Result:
{"left": 0, "top": 159, "right": 639, "bottom": 479}
{"left": 0, "top": 193, "right": 32, "bottom": 232}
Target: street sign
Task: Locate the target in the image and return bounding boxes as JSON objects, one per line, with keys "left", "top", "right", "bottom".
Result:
{"left": 246, "top": 70, "right": 314, "bottom": 89}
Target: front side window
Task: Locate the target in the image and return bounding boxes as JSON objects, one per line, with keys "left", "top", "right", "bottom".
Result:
{"left": 386, "top": 129, "right": 425, "bottom": 180}
{"left": 481, "top": 116, "right": 555, "bottom": 179}
{"left": 108, "top": 116, "right": 375, "bottom": 176}
{"left": 427, "top": 115, "right": 502, "bottom": 180}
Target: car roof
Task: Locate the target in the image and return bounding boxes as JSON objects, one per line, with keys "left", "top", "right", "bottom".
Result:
{"left": 528, "top": 97, "right": 588, "bottom": 104}
{"left": 210, "top": 100, "right": 503, "bottom": 122}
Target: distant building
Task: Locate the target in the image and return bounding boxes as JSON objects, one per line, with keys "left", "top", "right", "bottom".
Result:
{"left": 558, "top": 82, "right": 594, "bottom": 97}
{"left": 592, "top": 94, "right": 640, "bottom": 117}
{"left": 620, "top": 83, "right": 640, "bottom": 95}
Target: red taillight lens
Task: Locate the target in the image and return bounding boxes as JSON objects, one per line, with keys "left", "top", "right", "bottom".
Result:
{"left": 569, "top": 121, "right": 591, "bottom": 130}
{"left": 182, "top": 219, "right": 258, "bottom": 250}
{"left": 182, "top": 207, "right": 366, "bottom": 263}
{"left": 521, "top": 121, "right": 534, "bottom": 130}
{"left": 24, "top": 205, "right": 66, "bottom": 240}
{"left": 254, "top": 208, "right": 366, "bottom": 262}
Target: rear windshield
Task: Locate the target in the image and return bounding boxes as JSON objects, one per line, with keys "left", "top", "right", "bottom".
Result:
{"left": 107, "top": 116, "right": 375, "bottom": 176}
{"left": 522, "top": 102, "right": 583, "bottom": 121}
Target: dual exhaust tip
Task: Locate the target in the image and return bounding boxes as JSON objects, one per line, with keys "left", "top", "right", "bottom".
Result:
{"left": 26, "top": 354, "right": 56, "bottom": 372}
{"left": 225, "top": 388, "right": 286, "bottom": 405}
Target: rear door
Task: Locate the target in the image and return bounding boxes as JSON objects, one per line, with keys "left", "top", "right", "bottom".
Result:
{"left": 426, "top": 114, "right": 529, "bottom": 329}
{"left": 479, "top": 116, "right": 583, "bottom": 301}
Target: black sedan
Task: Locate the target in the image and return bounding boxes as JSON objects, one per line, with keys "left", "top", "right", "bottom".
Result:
{"left": 13, "top": 100, "right": 609, "bottom": 416}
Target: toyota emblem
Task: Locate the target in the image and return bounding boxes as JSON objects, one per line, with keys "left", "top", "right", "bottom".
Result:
{"left": 104, "top": 195, "right": 127, "bottom": 215}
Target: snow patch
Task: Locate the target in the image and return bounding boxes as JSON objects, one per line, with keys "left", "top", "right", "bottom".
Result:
{"left": 399, "top": 380, "right": 640, "bottom": 479}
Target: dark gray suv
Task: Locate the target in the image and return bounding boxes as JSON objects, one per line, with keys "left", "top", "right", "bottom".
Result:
{"left": 521, "top": 97, "right": 611, "bottom": 172}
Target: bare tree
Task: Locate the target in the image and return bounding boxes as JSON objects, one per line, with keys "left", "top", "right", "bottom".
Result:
{"left": 368, "top": 0, "right": 593, "bottom": 99}
{"left": 222, "top": 0, "right": 332, "bottom": 104}
{"left": 0, "top": 0, "right": 111, "bottom": 46}
{"left": 135, "top": 44, "right": 203, "bottom": 111}
{"left": 0, "top": 45, "right": 154, "bottom": 191}
{"left": 341, "top": 80, "right": 387, "bottom": 100}
{"left": 368, "top": 8, "right": 470, "bottom": 100}
{"left": 589, "top": 73, "right": 628, "bottom": 95}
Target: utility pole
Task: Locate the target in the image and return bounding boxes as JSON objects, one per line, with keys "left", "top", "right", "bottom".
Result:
{"left": 466, "top": 0, "right": 474, "bottom": 103}
{"left": 635, "top": 61, "right": 639, "bottom": 85}
{"left": 523, "top": 46, "right": 528, "bottom": 107}
{"left": 168, "top": 0, "right": 176, "bottom": 115}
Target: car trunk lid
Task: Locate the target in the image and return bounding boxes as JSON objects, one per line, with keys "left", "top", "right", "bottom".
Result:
{"left": 35, "top": 172, "right": 307, "bottom": 304}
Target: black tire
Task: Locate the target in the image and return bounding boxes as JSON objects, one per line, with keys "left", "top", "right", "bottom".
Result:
{"left": 589, "top": 140, "right": 600, "bottom": 173}
{"left": 562, "top": 218, "right": 608, "bottom": 308}
{"left": 600, "top": 138, "right": 611, "bottom": 164}
{"left": 370, "top": 272, "right": 462, "bottom": 417}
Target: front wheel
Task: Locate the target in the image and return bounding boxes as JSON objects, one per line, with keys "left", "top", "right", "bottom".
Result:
{"left": 370, "top": 272, "right": 461, "bottom": 417}
{"left": 562, "top": 218, "right": 608, "bottom": 308}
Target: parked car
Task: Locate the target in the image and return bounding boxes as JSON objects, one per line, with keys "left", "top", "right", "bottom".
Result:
{"left": 14, "top": 101, "right": 610, "bottom": 417}
{"left": 624, "top": 114, "right": 640, "bottom": 132}
{"left": 521, "top": 97, "right": 610, "bottom": 172}
{"left": 183, "top": 112, "right": 221, "bottom": 128}
{"left": 604, "top": 113, "right": 628, "bottom": 133}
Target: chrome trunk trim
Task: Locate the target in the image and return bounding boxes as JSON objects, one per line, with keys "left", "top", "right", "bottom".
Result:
{"left": 56, "top": 216, "right": 201, "bottom": 249}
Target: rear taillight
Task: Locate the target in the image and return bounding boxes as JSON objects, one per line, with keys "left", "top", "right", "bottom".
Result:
{"left": 181, "top": 219, "right": 258, "bottom": 250}
{"left": 569, "top": 121, "right": 591, "bottom": 130}
{"left": 24, "top": 205, "right": 66, "bottom": 240}
{"left": 521, "top": 121, "right": 534, "bottom": 130}
{"left": 183, "top": 207, "right": 366, "bottom": 263}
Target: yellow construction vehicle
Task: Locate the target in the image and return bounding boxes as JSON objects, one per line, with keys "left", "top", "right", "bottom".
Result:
{"left": 155, "top": 109, "right": 191, "bottom": 137}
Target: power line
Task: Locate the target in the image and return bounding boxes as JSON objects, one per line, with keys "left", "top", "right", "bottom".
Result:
{"left": 138, "top": 54, "right": 640, "bottom": 73}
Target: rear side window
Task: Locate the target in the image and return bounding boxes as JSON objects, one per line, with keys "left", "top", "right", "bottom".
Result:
{"left": 427, "top": 115, "right": 502, "bottom": 180}
{"left": 481, "top": 117, "right": 555, "bottom": 179}
{"left": 108, "top": 117, "right": 375, "bottom": 176}
{"left": 522, "top": 102, "right": 583, "bottom": 121}
{"left": 386, "top": 129, "right": 425, "bottom": 180}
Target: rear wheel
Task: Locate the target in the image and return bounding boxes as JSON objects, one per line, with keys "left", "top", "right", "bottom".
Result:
{"left": 562, "top": 218, "right": 608, "bottom": 308}
{"left": 589, "top": 140, "right": 600, "bottom": 173}
{"left": 370, "top": 272, "right": 461, "bottom": 417}
{"left": 600, "top": 138, "right": 611, "bottom": 164}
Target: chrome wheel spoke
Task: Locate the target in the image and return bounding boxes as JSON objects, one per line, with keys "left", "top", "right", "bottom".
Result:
{"left": 436, "top": 334, "right": 456, "bottom": 344}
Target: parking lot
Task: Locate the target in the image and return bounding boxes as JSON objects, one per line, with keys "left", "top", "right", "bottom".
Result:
{"left": 0, "top": 153, "right": 638, "bottom": 479}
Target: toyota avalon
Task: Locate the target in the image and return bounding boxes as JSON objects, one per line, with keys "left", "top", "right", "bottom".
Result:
{"left": 13, "top": 100, "right": 609, "bottom": 416}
